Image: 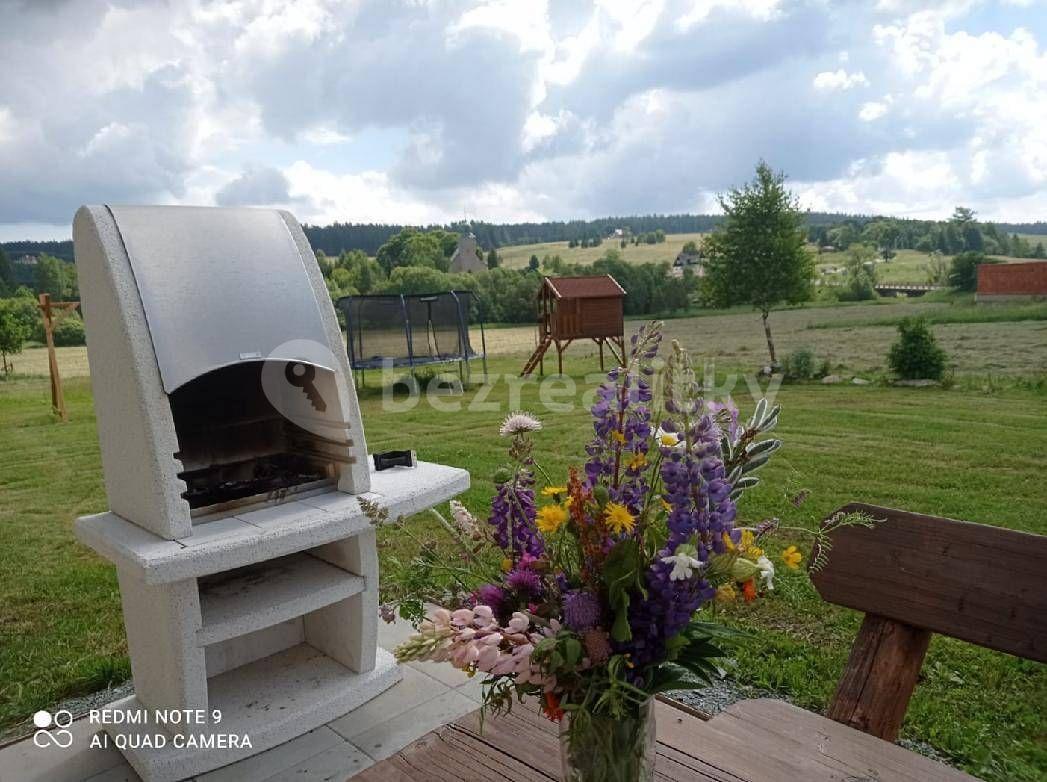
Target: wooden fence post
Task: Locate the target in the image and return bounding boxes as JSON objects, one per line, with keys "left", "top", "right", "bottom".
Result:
{"left": 37, "top": 293, "right": 80, "bottom": 422}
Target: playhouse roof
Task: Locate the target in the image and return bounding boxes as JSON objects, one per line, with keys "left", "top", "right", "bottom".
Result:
{"left": 542, "top": 275, "right": 626, "bottom": 299}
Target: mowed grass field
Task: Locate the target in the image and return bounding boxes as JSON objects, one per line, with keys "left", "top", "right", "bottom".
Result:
{"left": 815, "top": 247, "right": 1039, "bottom": 286}
{"left": 497, "top": 232, "right": 707, "bottom": 269}
{"left": 18, "top": 297, "right": 1047, "bottom": 380}
{"left": 2, "top": 303, "right": 1046, "bottom": 779}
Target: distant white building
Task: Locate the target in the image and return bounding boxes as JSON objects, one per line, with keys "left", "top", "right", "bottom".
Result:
{"left": 449, "top": 233, "right": 486, "bottom": 273}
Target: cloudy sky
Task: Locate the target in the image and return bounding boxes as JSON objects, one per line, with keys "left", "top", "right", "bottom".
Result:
{"left": 1, "top": 0, "right": 1045, "bottom": 240}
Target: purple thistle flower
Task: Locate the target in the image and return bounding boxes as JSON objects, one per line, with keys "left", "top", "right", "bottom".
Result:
{"left": 563, "top": 590, "right": 602, "bottom": 632}
{"left": 506, "top": 567, "right": 542, "bottom": 597}
{"left": 471, "top": 583, "right": 508, "bottom": 615}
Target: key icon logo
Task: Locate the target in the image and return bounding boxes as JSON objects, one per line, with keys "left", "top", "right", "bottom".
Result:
{"left": 285, "top": 361, "right": 326, "bottom": 412}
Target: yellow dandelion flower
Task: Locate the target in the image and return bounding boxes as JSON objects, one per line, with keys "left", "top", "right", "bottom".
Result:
{"left": 611, "top": 430, "right": 626, "bottom": 445}
{"left": 536, "top": 504, "right": 568, "bottom": 534}
{"left": 627, "top": 453, "right": 647, "bottom": 471}
{"left": 604, "top": 502, "right": 636, "bottom": 535}
{"left": 782, "top": 545, "right": 803, "bottom": 570}
{"left": 722, "top": 531, "right": 737, "bottom": 552}
{"left": 501, "top": 557, "right": 513, "bottom": 573}
{"left": 739, "top": 529, "right": 755, "bottom": 550}
{"left": 715, "top": 584, "right": 737, "bottom": 604}
{"left": 541, "top": 486, "right": 567, "bottom": 498}
{"left": 747, "top": 546, "right": 764, "bottom": 559}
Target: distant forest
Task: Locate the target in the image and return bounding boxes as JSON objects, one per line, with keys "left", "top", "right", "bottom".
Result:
{"left": 4, "top": 213, "right": 1046, "bottom": 261}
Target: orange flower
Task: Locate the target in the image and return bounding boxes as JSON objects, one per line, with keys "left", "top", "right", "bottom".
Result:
{"left": 543, "top": 691, "right": 565, "bottom": 722}
{"left": 741, "top": 578, "right": 758, "bottom": 602}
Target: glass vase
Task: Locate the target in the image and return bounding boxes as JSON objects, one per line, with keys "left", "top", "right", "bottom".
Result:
{"left": 559, "top": 698, "right": 656, "bottom": 782}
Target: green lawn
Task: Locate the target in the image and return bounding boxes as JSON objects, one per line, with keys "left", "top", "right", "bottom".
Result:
{"left": 2, "top": 340, "right": 1046, "bottom": 779}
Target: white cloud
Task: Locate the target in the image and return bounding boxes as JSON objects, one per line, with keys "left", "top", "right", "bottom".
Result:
{"left": 285, "top": 161, "right": 546, "bottom": 225}
{"left": 1, "top": 0, "right": 1046, "bottom": 236}
{"left": 215, "top": 166, "right": 293, "bottom": 206}
{"left": 859, "top": 101, "right": 889, "bottom": 120}
{"left": 813, "top": 69, "right": 870, "bottom": 90}
{"left": 676, "top": 0, "right": 782, "bottom": 31}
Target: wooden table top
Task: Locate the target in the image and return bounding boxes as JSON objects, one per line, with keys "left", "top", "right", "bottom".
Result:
{"left": 356, "top": 697, "right": 979, "bottom": 782}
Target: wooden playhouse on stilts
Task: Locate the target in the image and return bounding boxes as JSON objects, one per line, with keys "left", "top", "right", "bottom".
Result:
{"left": 521, "top": 275, "right": 626, "bottom": 376}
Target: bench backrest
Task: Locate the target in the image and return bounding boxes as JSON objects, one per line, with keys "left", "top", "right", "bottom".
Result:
{"left": 810, "top": 503, "right": 1047, "bottom": 740}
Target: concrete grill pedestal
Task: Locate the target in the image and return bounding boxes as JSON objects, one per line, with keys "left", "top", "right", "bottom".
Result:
{"left": 71, "top": 205, "right": 468, "bottom": 782}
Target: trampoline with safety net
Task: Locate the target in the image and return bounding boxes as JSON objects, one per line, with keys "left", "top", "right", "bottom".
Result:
{"left": 337, "top": 290, "right": 487, "bottom": 382}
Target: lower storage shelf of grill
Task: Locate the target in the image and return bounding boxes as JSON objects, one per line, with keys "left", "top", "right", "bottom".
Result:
{"left": 100, "top": 643, "right": 401, "bottom": 782}
{"left": 197, "top": 552, "right": 365, "bottom": 646}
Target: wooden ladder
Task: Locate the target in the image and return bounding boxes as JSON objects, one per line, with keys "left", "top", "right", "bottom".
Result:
{"left": 521, "top": 335, "right": 551, "bottom": 376}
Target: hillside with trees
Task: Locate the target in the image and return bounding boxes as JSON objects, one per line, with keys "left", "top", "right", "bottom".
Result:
{"left": 5, "top": 210, "right": 1045, "bottom": 263}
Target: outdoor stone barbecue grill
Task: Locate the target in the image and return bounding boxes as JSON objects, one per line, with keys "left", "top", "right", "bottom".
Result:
{"left": 71, "top": 205, "right": 469, "bottom": 782}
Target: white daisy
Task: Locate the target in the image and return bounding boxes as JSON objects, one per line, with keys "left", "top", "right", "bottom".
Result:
{"left": 655, "top": 426, "right": 682, "bottom": 449}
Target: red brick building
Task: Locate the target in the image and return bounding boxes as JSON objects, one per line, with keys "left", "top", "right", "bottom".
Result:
{"left": 976, "top": 261, "right": 1047, "bottom": 301}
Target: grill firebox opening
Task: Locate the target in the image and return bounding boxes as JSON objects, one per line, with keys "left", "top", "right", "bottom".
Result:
{"left": 170, "top": 360, "right": 351, "bottom": 514}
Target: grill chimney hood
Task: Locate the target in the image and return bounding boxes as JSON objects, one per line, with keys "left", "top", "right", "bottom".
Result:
{"left": 108, "top": 205, "right": 332, "bottom": 392}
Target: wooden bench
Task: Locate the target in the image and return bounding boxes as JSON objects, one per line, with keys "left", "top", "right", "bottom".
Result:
{"left": 359, "top": 504, "right": 1045, "bottom": 781}
{"left": 811, "top": 502, "right": 1046, "bottom": 741}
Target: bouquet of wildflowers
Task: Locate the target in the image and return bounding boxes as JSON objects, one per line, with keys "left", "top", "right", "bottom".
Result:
{"left": 387, "top": 321, "right": 810, "bottom": 781}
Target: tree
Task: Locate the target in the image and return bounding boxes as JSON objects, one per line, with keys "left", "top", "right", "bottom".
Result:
{"left": 487, "top": 248, "right": 500, "bottom": 269}
{"left": 925, "top": 251, "right": 949, "bottom": 285}
{"left": 703, "top": 161, "right": 814, "bottom": 366}
{"left": 0, "top": 248, "right": 13, "bottom": 296}
{"left": 35, "top": 254, "right": 69, "bottom": 298}
{"left": 962, "top": 224, "right": 983, "bottom": 252}
{"left": 948, "top": 251, "right": 993, "bottom": 291}
{"left": 681, "top": 240, "right": 699, "bottom": 255}
{"left": 951, "top": 206, "right": 976, "bottom": 225}
{"left": 375, "top": 228, "right": 451, "bottom": 274}
{"left": 528, "top": 255, "right": 540, "bottom": 271}
{"left": 840, "top": 243, "right": 877, "bottom": 301}
{"left": 0, "top": 302, "right": 30, "bottom": 375}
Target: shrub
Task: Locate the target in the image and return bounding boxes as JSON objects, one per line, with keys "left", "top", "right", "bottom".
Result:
{"left": 52, "top": 313, "right": 86, "bottom": 346}
{"left": 782, "top": 347, "right": 820, "bottom": 381}
{"left": 887, "top": 317, "right": 947, "bottom": 380}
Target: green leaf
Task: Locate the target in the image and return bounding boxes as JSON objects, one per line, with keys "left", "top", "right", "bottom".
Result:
{"left": 611, "top": 600, "right": 632, "bottom": 643}
{"left": 564, "top": 638, "right": 582, "bottom": 668}
{"left": 604, "top": 539, "right": 644, "bottom": 643}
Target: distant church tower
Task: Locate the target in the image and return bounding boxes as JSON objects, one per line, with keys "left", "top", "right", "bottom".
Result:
{"left": 449, "top": 233, "right": 486, "bottom": 273}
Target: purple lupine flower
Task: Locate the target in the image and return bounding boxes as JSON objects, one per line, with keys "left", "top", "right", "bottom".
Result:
{"left": 620, "top": 411, "right": 737, "bottom": 670}
{"left": 563, "top": 590, "right": 602, "bottom": 632}
{"left": 488, "top": 471, "right": 543, "bottom": 559}
{"left": 583, "top": 323, "right": 661, "bottom": 517}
